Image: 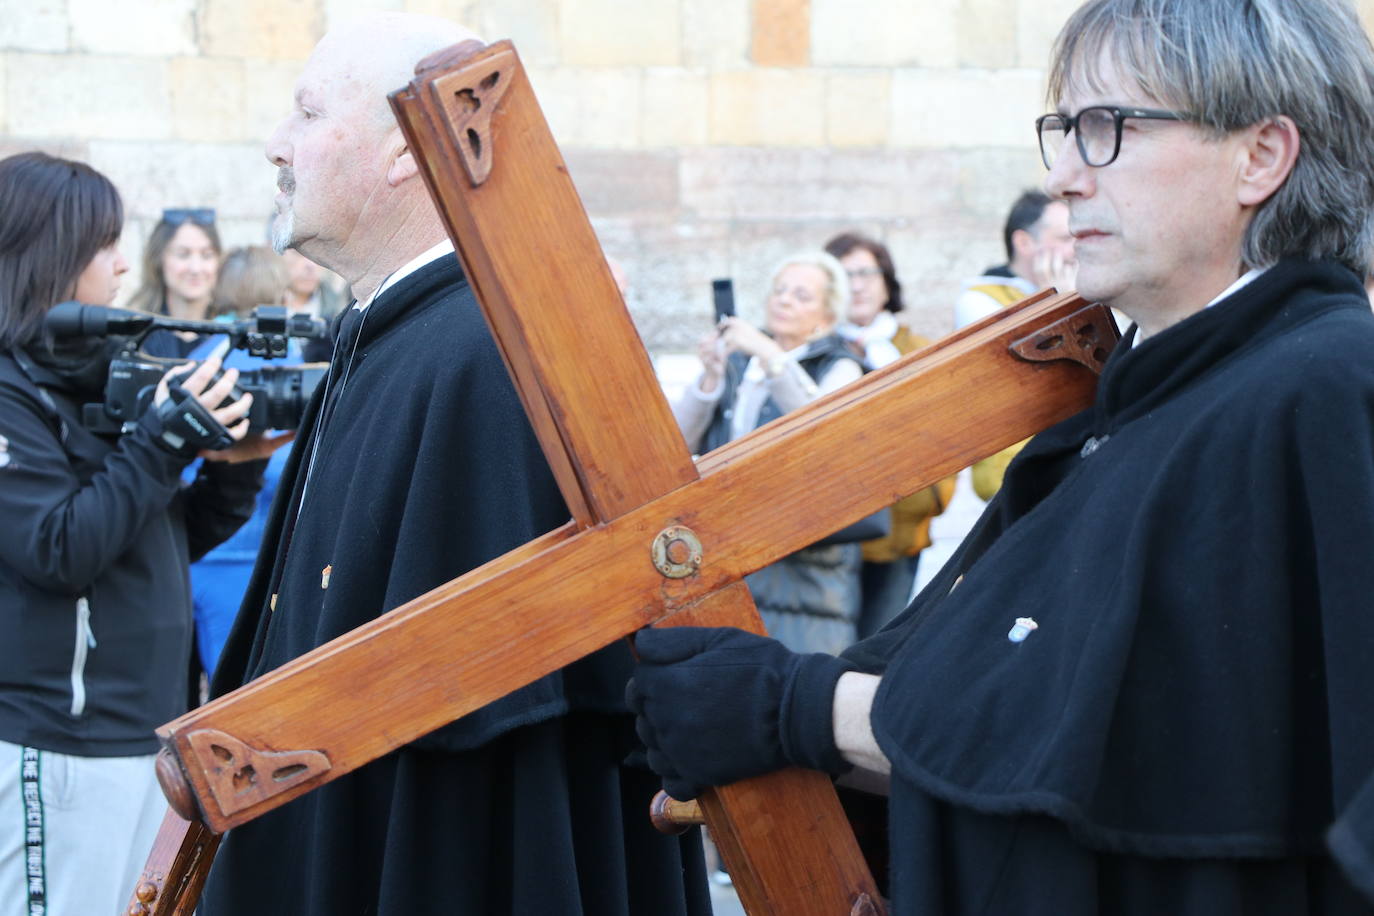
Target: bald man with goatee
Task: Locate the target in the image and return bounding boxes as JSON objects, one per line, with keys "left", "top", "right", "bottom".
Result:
{"left": 198, "top": 15, "right": 709, "bottom": 915}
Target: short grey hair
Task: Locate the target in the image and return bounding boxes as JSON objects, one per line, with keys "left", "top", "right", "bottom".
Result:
{"left": 768, "top": 250, "right": 851, "bottom": 323}
{"left": 1048, "top": 0, "right": 1374, "bottom": 277}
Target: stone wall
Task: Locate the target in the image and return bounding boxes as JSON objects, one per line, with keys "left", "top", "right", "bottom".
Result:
{"left": 4, "top": 0, "right": 1373, "bottom": 351}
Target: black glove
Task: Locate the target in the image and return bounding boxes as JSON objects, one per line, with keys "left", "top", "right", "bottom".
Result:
{"left": 149, "top": 383, "right": 235, "bottom": 457}
{"left": 626, "top": 626, "right": 855, "bottom": 801}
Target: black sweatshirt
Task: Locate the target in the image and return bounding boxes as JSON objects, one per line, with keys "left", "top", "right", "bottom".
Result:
{"left": 0, "top": 348, "right": 264, "bottom": 756}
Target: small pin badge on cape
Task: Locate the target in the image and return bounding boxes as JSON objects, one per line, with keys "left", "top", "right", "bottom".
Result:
{"left": 1008, "top": 617, "right": 1038, "bottom": 643}
{"left": 321, "top": 565, "right": 332, "bottom": 589}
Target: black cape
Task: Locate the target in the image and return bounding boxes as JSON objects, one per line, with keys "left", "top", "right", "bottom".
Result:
{"left": 845, "top": 259, "right": 1374, "bottom": 914}
{"left": 201, "top": 255, "right": 708, "bottom": 915}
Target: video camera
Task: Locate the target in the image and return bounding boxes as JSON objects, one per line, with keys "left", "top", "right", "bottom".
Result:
{"left": 44, "top": 302, "right": 329, "bottom": 435}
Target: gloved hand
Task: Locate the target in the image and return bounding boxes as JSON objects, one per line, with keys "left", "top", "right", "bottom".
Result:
{"left": 149, "top": 382, "right": 236, "bottom": 457}
{"left": 143, "top": 357, "right": 251, "bottom": 459}
{"left": 626, "top": 626, "right": 855, "bottom": 801}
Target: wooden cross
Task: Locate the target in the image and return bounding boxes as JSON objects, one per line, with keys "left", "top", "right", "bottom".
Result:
{"left": 127, "top": 39, "right": 1118, "bottom": 916}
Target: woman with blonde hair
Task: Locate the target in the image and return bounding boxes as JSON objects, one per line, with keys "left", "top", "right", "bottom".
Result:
{"left": 672, "top": 250, "right": 875, "bottom": 654}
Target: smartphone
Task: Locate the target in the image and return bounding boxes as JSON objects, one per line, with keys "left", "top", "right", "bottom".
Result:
{"left": 711, "top": 278, "right": 735, "bottom": 322}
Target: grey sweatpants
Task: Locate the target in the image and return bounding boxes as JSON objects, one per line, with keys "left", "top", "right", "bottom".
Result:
{"left": 0, "top": 740, "right": 164, "bottom": 916}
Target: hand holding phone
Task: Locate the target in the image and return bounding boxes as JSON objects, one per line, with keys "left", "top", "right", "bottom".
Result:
{"left": 711, "top": 278, "right": 735, "bottom": 323}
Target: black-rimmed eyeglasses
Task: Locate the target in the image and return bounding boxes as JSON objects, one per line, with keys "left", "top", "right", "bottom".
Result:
{"left": 161, "top": 207, "right": 216, "bottom": 227}
{"left": 1035, "top": 106, "right": 1193, "bottom": 169}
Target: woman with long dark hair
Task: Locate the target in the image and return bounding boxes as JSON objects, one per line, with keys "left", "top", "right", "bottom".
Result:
{"left": 0, "top": 152, "right": 275, "bottom": 913}
{"left": 128, "top": 207, "right": 222, "bottom": 357}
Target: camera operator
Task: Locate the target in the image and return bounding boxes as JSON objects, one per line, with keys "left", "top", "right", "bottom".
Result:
{"left": 0, "top": 152, "right": 286, "bottom": 915}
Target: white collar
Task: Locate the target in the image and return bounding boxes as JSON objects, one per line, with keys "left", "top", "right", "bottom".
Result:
{"left": 1205, "top": 267, "right": 1266, "bottom": 308}
{"left": 357, "top": 238, "right": 456, "bottom": 310}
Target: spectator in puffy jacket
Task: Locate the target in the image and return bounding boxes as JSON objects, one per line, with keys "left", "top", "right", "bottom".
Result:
{"left": 671, "top": 250, "right": 872, "bottom": 654}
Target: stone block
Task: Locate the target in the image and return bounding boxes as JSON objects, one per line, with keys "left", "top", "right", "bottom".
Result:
{"left": 111, "top": 217, "right": 151, "bottom": 308}
{"left": 0, "top": 0, "right": 67, "bottom": 52}
{"left": 169, "top": 57, "right": 247, "bottom": 143}
{"left": 243, "top": 59, "right": 307, "bottom": 145}
{"left": 323, "top": 0, "right": 404, "bottom": 34}
{"left": 564, "top": 149, "right": 680, "bottom": 217}
{"left": 201, "top": 0, "right": 320, "bottom": 60}
{"left": 683, "top": 0, "right": 750, "bottom": 69}
{"left": 825, "top": 70, "right": 889, "bottom": 148}
{"left": 525, "top": 66, "right": 641, "bottom": 149}
{"left": 482, "top": 0, "right": 559, "bottom": 66}
{"left": 1015, "top": 0, "right": 1083, "bottom": 69}
{"left": 708, "top": 68, "right": 825, "bottom": 146}
{"left": 215, "top": 215, "right": 279, "bottom": 251}
{"left": 0, "top": 136, "right": 89, "bottom": 163}
{"left": 680, "top": 147, "right": 953, "bottom": 222}
{"left": 8, "top": 53, "right": 173, "bottom": 141}
{"left": 69, "top": 0, "right": 197, "bottom": 57}
{"left": 950, "top": 147, "right": 1046, "bottom": 223}
{"left": 641, "top": 68, "right": 708, "bottom": 147}
{"left": 678, "top": 148, "right": 816, "bottom": 219}
{"left": 752, "top": 0, "right": 809, "bottom": 67}
{"left": 404, "top": 0, "right": 482, "bottom": 29}
{"left": 889, "top": 148, "right": 978, "bottom": 219}
{"left": 885, "top": 213, "right": 1004, "bottom": 338}
{"left": 812, "top": 0, "right": 958, "bottom": 68}
{"left": 89, "top": 140, "right": 279, "bottom": 225}
{"left": 889, "top": 68, "right": 1044, "bottom": 149}
{"left": 593, "top": 216, "right": 738, "bottom": 353}
{"left": 956, "top": 0, "right": 1017, "bottom": 70}
{"left": 560, "top": 0, "right": 681, "bottom": 67}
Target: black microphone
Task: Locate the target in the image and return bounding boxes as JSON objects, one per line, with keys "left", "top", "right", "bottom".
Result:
{"left": 45, "top": 302, "right": 156, "bottom": 338}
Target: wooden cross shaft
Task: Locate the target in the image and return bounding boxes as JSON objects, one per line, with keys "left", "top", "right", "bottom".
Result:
{"left": 132, "top": 39, "right": 1117, "bottom": 916}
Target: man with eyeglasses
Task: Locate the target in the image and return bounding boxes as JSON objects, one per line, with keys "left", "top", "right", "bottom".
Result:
{"left": 627, "top": 0, "right": 1374, "bottom": 912}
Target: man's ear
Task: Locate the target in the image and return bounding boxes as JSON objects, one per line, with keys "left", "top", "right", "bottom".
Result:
{"left": 1237, "top": 115, "right": 1300, "bottom": 207}
{"left": 386, "top": 136, "right": 419, "bottom": 187}
{"left": 1010, "top": 227, "right": 1035, "bottom": 260}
